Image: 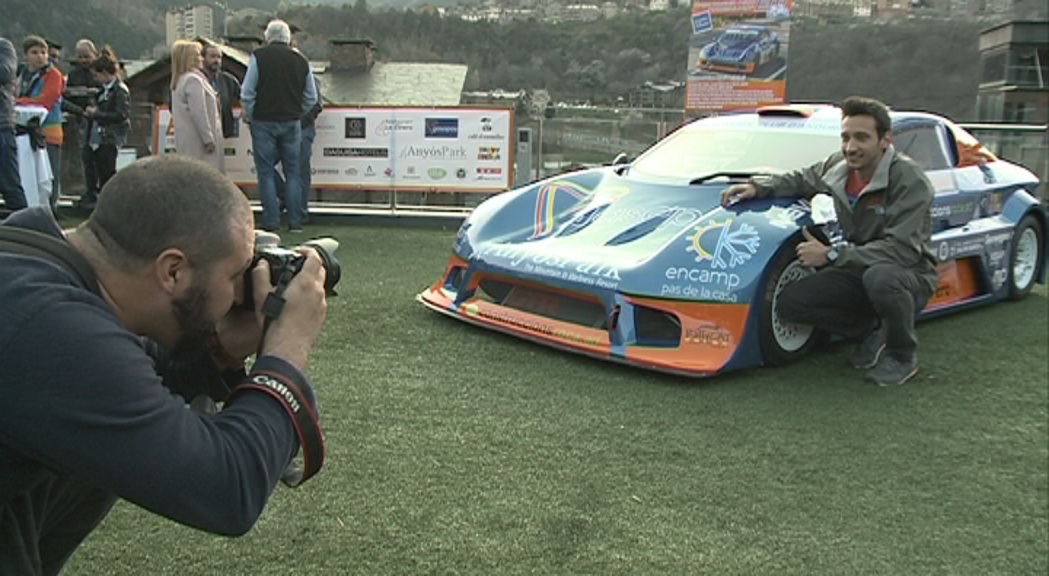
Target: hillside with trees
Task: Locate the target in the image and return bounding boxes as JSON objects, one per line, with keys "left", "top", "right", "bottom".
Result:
{"left": 5, "top": 0, "right": 1006, "bottom": 121}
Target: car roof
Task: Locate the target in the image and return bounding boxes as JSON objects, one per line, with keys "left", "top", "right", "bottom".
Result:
{"left": 682, "top": 105, "right": 951, "bottom": 136}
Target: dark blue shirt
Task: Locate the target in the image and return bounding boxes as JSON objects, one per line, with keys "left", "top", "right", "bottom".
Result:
{"left": 0, "top": 208, "right": 316, "bottom": 573}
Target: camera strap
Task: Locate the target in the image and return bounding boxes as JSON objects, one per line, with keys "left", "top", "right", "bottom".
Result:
{"left": 0, "top": 226, "right": 100, "bottom": 295}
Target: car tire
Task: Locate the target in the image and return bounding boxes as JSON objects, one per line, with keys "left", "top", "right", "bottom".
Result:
{"left": 758, "top": 242, "right": 818, "bottom": 366}
{"left": 1007, "top": 214, "right": 1044, "bottom": 300}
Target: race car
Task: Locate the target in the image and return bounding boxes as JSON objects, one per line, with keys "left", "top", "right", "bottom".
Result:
{"left": 417, "top": 104, "right": 1047, "bottom": 377}
{"left": 697, "top": 25, "right": 780, "bottom": 75}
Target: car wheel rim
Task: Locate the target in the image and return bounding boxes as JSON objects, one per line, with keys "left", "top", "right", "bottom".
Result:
{"left": 771, "top": 260, "right": 814, "bottom": 352}
{"left": 1013, "top": 227, "right": 1039, "bottom": 290}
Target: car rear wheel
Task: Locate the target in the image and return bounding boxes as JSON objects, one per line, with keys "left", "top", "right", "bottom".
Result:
{"left": 1007, "top": 214, "right": 1043, "bottom": 300}
{"left": 759, "top": 244, "right": 818, "bottom": 365}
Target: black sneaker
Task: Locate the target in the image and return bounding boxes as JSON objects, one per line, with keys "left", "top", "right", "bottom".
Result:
{"left": 848, "top": 322, "right": 887, "bottom": 369}
{"left": 865, "top": 354, "right": 919, "bottom": 386}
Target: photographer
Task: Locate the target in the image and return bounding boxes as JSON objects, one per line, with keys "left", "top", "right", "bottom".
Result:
{"left": 0, "top": 154, "right": 328, "bottom": 574}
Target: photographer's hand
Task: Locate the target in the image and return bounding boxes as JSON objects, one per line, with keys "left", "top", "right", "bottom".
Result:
{"left": 255, "top": 251, "right": 328, "bottom": 372}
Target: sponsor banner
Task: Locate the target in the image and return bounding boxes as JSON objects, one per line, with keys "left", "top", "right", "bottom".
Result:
{"left": 153, "top": 106, "right": 513, "bottom": 192}
{"left": 686, "top": 0, "right": 792, "bottom": 113}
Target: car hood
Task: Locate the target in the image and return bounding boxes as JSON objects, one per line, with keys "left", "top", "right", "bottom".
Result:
{"left": 456, "top": 169, "right": 812, "bottom": 298}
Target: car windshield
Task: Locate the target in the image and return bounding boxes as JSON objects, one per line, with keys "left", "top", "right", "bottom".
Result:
{"left": 629, "top": 124, "right": 840, "bottom": 181}
{"left": 722, "top": 32, "right": 758, "bottom": 43}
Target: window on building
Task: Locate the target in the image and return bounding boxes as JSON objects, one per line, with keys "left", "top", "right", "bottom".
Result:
{"left": 976, "top": 92, "right": 1005, "bottom": 122}
{"left": 1007, "top": 46, "right": 1048, "bottom": 88}
{"left": 980, "top": 49, "right": 1008, "bottom": 85}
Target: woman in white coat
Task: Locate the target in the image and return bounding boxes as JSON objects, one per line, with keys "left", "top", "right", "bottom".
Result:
{"left": 170, "top": 40, "right": 223, "bottom": 173}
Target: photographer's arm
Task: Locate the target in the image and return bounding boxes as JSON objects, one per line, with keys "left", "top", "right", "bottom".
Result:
{"left": 3, "top": 302, "right": 318, "bottom": 536}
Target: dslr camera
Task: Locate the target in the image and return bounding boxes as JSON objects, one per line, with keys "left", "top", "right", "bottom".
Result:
{"left": 242, "top": 231, "right": 342, "bottom": 309}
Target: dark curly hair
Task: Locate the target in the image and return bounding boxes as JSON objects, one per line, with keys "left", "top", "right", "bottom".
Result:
{"left": 840, "top": 96, "right": 892, "bottom": 139}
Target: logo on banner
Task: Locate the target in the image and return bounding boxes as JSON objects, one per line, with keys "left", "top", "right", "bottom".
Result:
{"left": 375, "top": 119, "right": 414, "bottom": 137}
{"left": 344, "top": 167, "right": 359, "bottom": 175}
{"left": 476, "top": 167, "right": 503, "bottom": 181}
{"left": 428, "top": 168, "right": 447, "bottom": 180}
{"left": 404, "top": 166, "right": 420, "bottom": 179}
{"left": 456, "top": 168, "right": 467, "bottom": 179}
{"left": 345, "top": 117, "right": 366, "bottom": 139}
{"left": 425, "top": 118, "right": 459, "bottom": 138}
{"left": 365, "top": 165, "right": 375, "bottom": 177}
{"left": 323, "top": 147, "right": 389, "bottom": 158}
{"left": 384, "top": 167, "right": 393, "bottom": 177}
{"left": 481, "top": 117, "right": 493, "bottom": 132}
{"left": 399, "top": 145, "right": 467, "bottom": 160}
{"left": 477, "top": 146, "right": 501, "bottom": 161}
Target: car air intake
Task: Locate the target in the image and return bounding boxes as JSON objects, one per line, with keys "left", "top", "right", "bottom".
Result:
{"left": 633, "top": 305, "right": 681, "bottom": 347}
{"left": 476, "top": 279, "right": 607, "bottom": 329}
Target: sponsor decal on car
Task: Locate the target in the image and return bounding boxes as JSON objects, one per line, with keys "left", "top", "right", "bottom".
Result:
{"left": 684, "top": 322, "right": 732, "bottom": 348}
{"left": 686, "top": 219, "right": 761, "bottom": 269}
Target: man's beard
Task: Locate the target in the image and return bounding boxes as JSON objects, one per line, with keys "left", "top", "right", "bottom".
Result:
{"left": 170, "top": 279, "right": 217, "bottom": 361}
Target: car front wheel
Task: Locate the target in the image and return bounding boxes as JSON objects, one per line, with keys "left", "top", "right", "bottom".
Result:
{"left": 1007, "top": 214, "right": 1044, "bottom": 300}
{"left": 759, "top": 244, "right": 818, "bottom": 366}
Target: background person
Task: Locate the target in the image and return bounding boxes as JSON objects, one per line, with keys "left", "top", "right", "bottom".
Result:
{"left": 721, "top": 96, "right": 936, "bottom": 386}
{"left": 16, "top": 35, "right": 65, "bottom": 210}
{"left": 202, "top": 42, "right": 241, "bottom": 140}
{"left": 65, "top": 52, "right": 129, "bottom": 209}
{"left": 240, "top": 19, "right": 317, "bottom": 233}
{"left": 0, "top": 154, "right": 328, "bottom": 574}
{"left": 0, "top": 37, "right": 26, "bottom": 212}
{"left": 171, "top": 40, "right": 223, "bottom": 173}
{"left": 62, "top": 39, "right": 101, "bottom": 208}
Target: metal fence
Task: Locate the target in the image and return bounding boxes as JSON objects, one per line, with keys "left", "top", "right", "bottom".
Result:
{"left": 960, "top": 123, "right": 1048, "bottom": 199}
{"left": 70, "top": 106, "right": 1045, "bottom": 215}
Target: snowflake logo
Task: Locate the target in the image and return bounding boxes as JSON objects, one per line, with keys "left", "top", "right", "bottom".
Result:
{"left": 685, "top": 219, "right": 761, "bottom": 269}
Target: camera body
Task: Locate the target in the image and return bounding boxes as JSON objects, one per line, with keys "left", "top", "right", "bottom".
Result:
{"left": 241, "top": 232, "right": 341, "bottom": 309}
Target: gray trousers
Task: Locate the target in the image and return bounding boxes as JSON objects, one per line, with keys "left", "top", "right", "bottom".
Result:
{"left": 777, "top": 263, "right": 932, "bottom": 360}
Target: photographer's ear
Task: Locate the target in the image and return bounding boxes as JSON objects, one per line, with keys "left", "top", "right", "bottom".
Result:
{"left": 155, "top": 249, "right": 192, "bottom": 296}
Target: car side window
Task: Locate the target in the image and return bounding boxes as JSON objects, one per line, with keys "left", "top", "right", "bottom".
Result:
{"left": 893, "top": 125, "right": 951, "bottom": 171}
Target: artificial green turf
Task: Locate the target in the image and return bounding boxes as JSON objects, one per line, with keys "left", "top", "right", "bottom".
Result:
{"left": 64, "top": 223, "right": 1048, "bottom": 575}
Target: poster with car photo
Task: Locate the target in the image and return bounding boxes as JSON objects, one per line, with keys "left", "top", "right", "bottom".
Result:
{"left": 685, "top": 0, "right": 793, "bottom": 113}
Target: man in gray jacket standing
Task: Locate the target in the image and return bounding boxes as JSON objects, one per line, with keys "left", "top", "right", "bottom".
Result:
{"left": 0, "top": 37, "right": 27, "bottom": 212}
{"left": 721, "top": 96, "right": 936, "bottom": 386}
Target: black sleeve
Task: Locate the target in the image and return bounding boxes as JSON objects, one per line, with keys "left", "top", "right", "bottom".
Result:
{"left": 93, "top": 87, "right": 129, "bottom": 126}
{"left": 142, "top": 338, "right": 240, "bottom": 403}
{"left": 2, "top": 299, "right": 315, "bottom": 536}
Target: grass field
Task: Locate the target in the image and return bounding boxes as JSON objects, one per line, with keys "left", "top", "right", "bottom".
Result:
{"left": 64, "top": 222, "right": 1048, "bottom": 575}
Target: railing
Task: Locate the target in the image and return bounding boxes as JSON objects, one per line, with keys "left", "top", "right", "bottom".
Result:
{"left": 960, "top": 123, "right": 1048, "bottom": 199}
{"left": 68, "top": 106, "right": 1043, "bottom": 216}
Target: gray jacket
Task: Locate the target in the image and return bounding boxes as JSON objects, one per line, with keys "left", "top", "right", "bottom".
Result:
{"left": 0, "top": 38, "right": 16, "bottom": 132}
{"left": 753, "top": 145, "right": 938, "bottom": 292}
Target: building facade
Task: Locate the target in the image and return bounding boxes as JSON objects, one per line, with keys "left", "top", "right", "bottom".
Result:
{"left": 976, "top": 19, "right": 1049, "bottom": 123}
{"left": 165, "top": 5, "right": 218, "bottom": 47}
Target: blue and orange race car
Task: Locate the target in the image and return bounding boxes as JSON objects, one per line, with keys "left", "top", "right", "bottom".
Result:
{"left": 697, "top": 25, "right": 780, "bottom": 75}
{"left": 418, "top": 105, "right": 1047, "bottom": 377}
